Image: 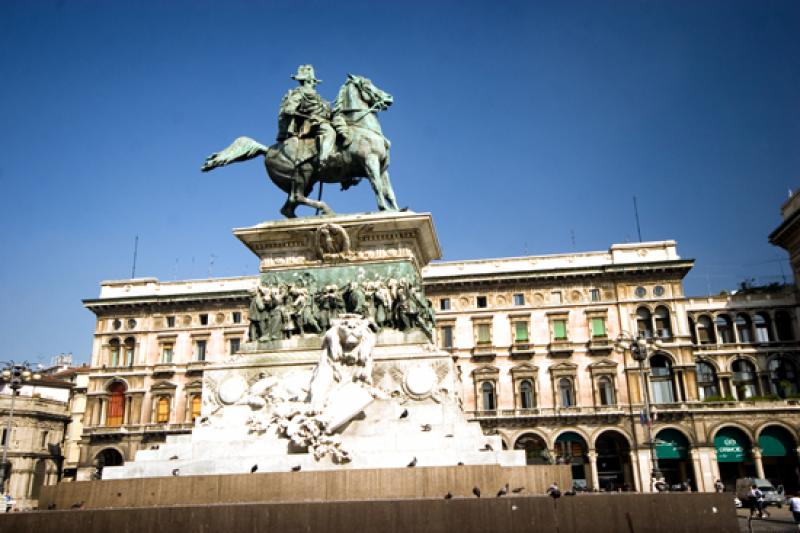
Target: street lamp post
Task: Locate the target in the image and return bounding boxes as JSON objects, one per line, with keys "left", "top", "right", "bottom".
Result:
{"left": 615, "top": 333, "right": 663, "bottom": 488}
{"left": 0, "top": 362, "right": 42, "bottom": 492}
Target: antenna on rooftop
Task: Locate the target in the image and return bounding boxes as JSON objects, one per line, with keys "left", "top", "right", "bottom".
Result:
{"left": 633, "top": 196, "right": 643, "bottom": 242}
{"left": 131, "top": 235, "right": 139, "bottom": 278}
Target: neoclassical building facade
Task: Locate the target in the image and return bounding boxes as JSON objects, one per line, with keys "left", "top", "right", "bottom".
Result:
{"left": 73, "top": 240, "right": 800, "bottom": 493}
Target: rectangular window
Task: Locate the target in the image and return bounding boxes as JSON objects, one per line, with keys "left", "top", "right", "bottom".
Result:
{"left": 156, "top": 398, "right": 170, "bottom": 423}
{"left": 552, "top": 320, "right": 567, "bottom": 341}
{"left": 41, "top": 430, "right": 49, "bottom": 449}
{"left": 513, "top": 293, "right": 525, "bottom": 306}
{"left": 229, "top": 338, "right": 241, "bottom": 354}
{"left": 190, "top": 395, "right": 202, "bottom": 422}
{"left": 476, "top": 324, "right": 491, "bottom": 344}
{"left": 551, "top": 291, "right": 562, "bottom": 304}
{"left": 590, "top": 289, "right": 601, "bottom": 302}
{"left": 590, "top": 317, "right": 607, "bottom": 338}
{"left": 514, "top": 321, "right": 529, "bottom": 342}
{"left": 199, "top": 314, "right": 209, "bottom": 326}
{"left": 0, "top": 429, "right": 6, "bottom": 446}
{"left": 195, "top": 340, "right": 207, "bottom": 361}
{"left": 166, "top": 316, "right": 176, "bottom": 328}
{"left": 476, "top": 296, "right": 487, "bottom": 308}
{"left": 440, "top": 325, "right": 453, "bottom": 349}
{"left": 162, "top": 344, "right": 174, "bottom": 363}
{"left": 232, "top": 311, "right": 242, "bottom": 324}
{"left": 440, "top": 298, "right": 451, "bottom": 311}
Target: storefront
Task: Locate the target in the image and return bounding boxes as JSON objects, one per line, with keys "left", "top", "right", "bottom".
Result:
{"left": 715, "top": 427, "right": 755, "bottom": 491}
{"left": 555, "top": 431, "right": 588, "bottom": 489}
{"left": 654, "top": 428, "right": 694, "bottom": 490}
{"left": 759, "top": 426, "right": 799, "bottom": 492}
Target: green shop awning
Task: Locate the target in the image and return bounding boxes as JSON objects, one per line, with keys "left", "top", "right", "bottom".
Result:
{"left": 655, "top": 428, "right": 689, "bottom": 460}
{"left": 759, "top": 427, "right": 795, "bottom": 457}
{"left": 715, "top": 428, "right": 750, "bottom": 463}
{"left": 556, "top": 431, "right": 585, "bottom": 444}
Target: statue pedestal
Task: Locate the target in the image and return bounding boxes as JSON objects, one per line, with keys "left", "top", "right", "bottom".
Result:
{"left": 102, "top": 212, "right": 526, "bottom": 479}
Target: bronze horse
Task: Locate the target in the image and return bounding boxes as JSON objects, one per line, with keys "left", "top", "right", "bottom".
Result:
{"left": 201, "top": 74, "right": 399, "bottom": 218}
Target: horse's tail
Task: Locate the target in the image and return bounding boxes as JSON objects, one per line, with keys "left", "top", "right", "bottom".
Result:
{"left": 201, "top": 136, "right": 269, "bottom": 172}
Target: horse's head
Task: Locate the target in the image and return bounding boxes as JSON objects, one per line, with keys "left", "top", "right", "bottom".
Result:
{"left": 336, "top": 74, "right": 393, "bottom": 112}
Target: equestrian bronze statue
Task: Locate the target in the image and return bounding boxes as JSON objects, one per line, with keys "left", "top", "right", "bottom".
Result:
{"left": 201, "top": 65, "right": 399, "bottom": 218}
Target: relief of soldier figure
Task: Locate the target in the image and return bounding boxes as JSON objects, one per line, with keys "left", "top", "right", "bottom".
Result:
{"left": 247, "top": 274, "right": 435, "bottom": 343}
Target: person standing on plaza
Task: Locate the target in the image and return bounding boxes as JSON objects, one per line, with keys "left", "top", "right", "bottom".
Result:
{"left": 788, "top": 492, "right": 800, "bottom": 530}
{"left": 714, "top": 479, "right": 724, "bottom": 493}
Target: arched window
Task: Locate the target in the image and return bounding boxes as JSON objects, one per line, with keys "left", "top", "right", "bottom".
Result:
{"left": 736, "top": 314, "right": 753, "bottom": 343}
{"left": 732, "top": 359, "right": 758, "bottom": 399}
{"left": 106, "top": 382, "right": 126, "bottom": 426}
{"left": 123, "top": 337, "right": 135, "bottom": 367}
{"left": 775, "top": 311, "right": 795, "bottom": 341}
{"left": 697, "top": 316, "right": 716, "bottom": 344}
{"left": 597, "top": 376, "right": 615, "bottom": 406}
{"left": 95, "top": 448, "right": 124, "bottom": 479}
{"left": 649, "top": 354, "right": 675, "bottom": 404}
{"left": 636, "top": 307, "right": 653, "bottom": 338}
{"left": 156, "top": 396, "right": 170, "bottom": 423}
{"left": 108, "top": 339, "right": 120, "bottom": 367}
{"left": 519, "top": 380, "right": 534, "bottom": 409}
{"left": 559, "top": 377, "right": 574, "bottom": 407}
{"left": 695, "top": 361, "right": 720, "bottom": 400}
{"left": 769, "top": 358, "right": 798, "bottom": 398}
{"left": 654, "top": 306, "right": 672, "bottom": 338}
{"left": 481, "top": 382, "right": 496, "bottom": 411}
{"left": 754, "top": 313, "right": 773, "bottom": 343}
{"left": 715, "top": 315, "right": 734, "bottom": 344}
{"left": 190, "top": 394, "right": 202, "bottom": 422}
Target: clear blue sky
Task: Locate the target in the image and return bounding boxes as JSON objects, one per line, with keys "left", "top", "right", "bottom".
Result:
{"left": 1, "top": 1, "right": 799, "bottom": 365}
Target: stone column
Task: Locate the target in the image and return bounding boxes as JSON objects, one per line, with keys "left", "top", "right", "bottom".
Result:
{"left": 630, "top": 451, "right": 642, "bottom": 492}
{"left": 690, "top": 449, "right": 702, "bottom": 492}
{"left": 753, "top": 447, "right": 765, "bottom": 480}
{"left": 587, "top": 450, "right": 599, "bottom": 490}
{"left": 99, "top": 398, "right": 107, "bottom": 426}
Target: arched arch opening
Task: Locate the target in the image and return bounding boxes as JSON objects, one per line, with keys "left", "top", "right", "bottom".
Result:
{"left": 758, "top": 425, "right": 799, "bottom": 492}
{"left": 555, "top": 431, "right": 588, "bottom": 489}
{"left": 654, "top": 306, "right": 672, "bottom": 339}
{"left": 481, "top": 381, "right": 496, "bottom": 411}
{"left": 95, "top": 448, "right": 124, "bottom": 480}
{"left": 775, "top": 311, "right": 795, "bottom": 341}
{"left": 714, "top": 426, "right": 755, "bottom": 490}
{"left": 754, "top": 313, "right": 773, "bottom": 343}
{"left": 695, "top": 361, "right": 720, "bottom": 400}
{"left": 650, "top": 354, "right": 676, "bottom": 404}
{"left": 30, "top": 459, "right": 49, "bottom": 500}
{"left": 595, "top": 431, "right": 632, "bottom": 491}
{"left": 514, "top": 433, "right": 549, "bottom": 465}
{"left": 769, "top": 357, "right": 799, "bottom": 398}
{"left": 732, "top": 359, "right": 758, "bottom": 399}
{"left": 636, "top": 307, "right": 653, "bottom": 338}
{"left": 655, "top": 428, "right": 695, "bottom": 491}
{"left": 518, "top": 380, "right": 534, "bottom": 409}
{"left": 123, "top": 337, "right": 135, "bottom": 367}
{"left": 736, "top": 314, "right": 754, "bottom": 343}
{"left": 697, "top": 315, "right": 716, "bottom": 344}
{"left": 106, "top": 381, "right": 126, "bottom": 427}
{"left": 108, "top": 338, "right": 120, "bottom": 367}
{"left": 715, "top": 315, "right": 734, "bottom": 344}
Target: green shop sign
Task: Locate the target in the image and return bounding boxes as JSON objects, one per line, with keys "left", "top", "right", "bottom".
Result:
{"left": 715, "top": 429, "right": 748, "bottom": 462}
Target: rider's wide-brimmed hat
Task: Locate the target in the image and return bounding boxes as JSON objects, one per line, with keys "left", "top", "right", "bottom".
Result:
{"left": 291, "top": 64, "right": 321, "bottom": 83}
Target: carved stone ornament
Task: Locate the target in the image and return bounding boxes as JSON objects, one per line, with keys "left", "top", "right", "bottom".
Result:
{"left": 315, "top": 223, "right": 351, "bottom": 261}
{"left": 217, "top": 374, "right": 248, "bottom": 405}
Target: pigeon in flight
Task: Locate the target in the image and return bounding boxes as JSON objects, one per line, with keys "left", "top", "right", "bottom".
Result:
{"left": 420, "top": 424, "right": 432, "bottom": 432}
{"left": 399, "top": 409, "right": 409, "bottom": 419}
{"left": 171, "top": 468, "right": 180, "bottom": 476}
{"left": 250, "top": 464, "right": 258, "bottom": 473}
{"left": 291, "top": 465, "right": 302, "bottom": 472}
{"left": 407, "top": 457, "right": 417, "bottom": 467}
{"left": 511, "top": 486, "right": 525, "bottom": 494}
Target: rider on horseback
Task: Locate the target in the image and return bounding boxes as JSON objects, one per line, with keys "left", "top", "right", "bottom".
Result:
{"left": 276, "top": 65, "right": 350, "bottom": 166}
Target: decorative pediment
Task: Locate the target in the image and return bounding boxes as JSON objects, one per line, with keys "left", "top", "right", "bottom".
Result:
{"left": 510, "top": 363, "right": 538, "bottom": 377}
{"left": 588, "top": 359, "right": 618, "bottom": 374}
{"left": 185, "top": 379, "right": 204, "bottom": 390}
{"left": 549, "top": 362, "right": 578, "bottom": 377}
{"left": 150, "top": 380, "right": 177, "bottom": 391}
{"left": 471, "top": 365, "right": 499, "bottom": 377}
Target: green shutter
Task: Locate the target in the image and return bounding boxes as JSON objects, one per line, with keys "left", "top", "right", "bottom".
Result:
{"left": 759, "top": 427, "right": 792, "bottom": 457}
{"left": 553, "top": 320, "right": 567, "bottom": 340}
{"left": 714, "top": 427, "right": 748, "bottom": 462}
{"left": 655, "top": 428, "right": 689, "bottom": 459}
{"left": 591, "top": 318, "right": 606, "bottom": 337}
{"left": 515, "top": 322, "right": 528, "bottom": 342}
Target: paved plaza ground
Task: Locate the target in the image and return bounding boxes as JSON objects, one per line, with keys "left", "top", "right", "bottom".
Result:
{"left": 738, "top": 507, "right": 800, "bottom": 532}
